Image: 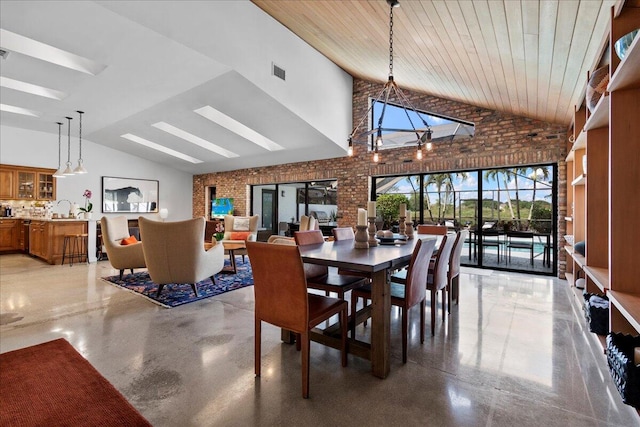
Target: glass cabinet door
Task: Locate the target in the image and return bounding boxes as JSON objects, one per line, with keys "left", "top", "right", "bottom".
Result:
{"left": 37, "top": 173, "right": 55, "bottom": 200}
{"left": 17, "top": 171, "right": 35, "bottom": 199}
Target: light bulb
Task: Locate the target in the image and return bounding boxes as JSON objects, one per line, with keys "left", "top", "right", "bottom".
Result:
{"left": 373, "top": 151, "right": 380, "bottom": 163}
{"left": 416, "top": 147, "right": 423, "bottom": 160}
{"left": 426, "top": 142, "right": 433, "bottom": 151}
{"left": 347, "top": 145, "right": 353, "bottom": 156}
{"left": 376, "top": 135, "right": 383, "bottom": 146}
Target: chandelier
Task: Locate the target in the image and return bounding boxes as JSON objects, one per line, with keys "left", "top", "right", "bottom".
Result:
{"left": 347, "top": 0, "right": 432, "bottom": 163}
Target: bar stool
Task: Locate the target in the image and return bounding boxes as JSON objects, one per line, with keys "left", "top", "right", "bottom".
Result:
{"left": 61, "top": 233, "right": 88, "bottom": 266}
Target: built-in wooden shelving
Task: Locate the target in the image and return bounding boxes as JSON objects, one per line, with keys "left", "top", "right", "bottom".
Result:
{"left": 608, "top": 34, "right": 640, "bottom": 91}
{"left": 571, "top": 174, "right": 586, "bottom": 186}
{"left": 583, "top": 266, "right": 609, "bottom": 293}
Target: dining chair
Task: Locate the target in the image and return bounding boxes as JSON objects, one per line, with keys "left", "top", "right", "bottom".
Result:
{"left": 350, "top": 238, "right": 437, "bottom": 363}
{"left": 426, "top": 233, "right": 456, "bottom": 335}
{"left": 246, "top": 241, "right": 348, "bottom": 399}
{"left": 447, "top": 230, "right": 468, "bottom": 309}
{"left": 416, "top": 224, "right": 448, "bottom": 235}
{"left": 294, "top": 230, "right": 367, "bottom": 303}
{"left": 481, "top": 229, "right": 502, "bottom": 263}
{"left": 506, "top": 231, "right": 534, "bottom": 265}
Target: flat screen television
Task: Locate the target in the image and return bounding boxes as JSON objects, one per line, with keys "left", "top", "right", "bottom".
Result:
{"left": 211, "top": 197, "right": 234, "bottom": 219}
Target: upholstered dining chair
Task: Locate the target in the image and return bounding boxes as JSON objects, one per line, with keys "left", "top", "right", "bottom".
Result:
{"left": 246, "top": 241, "right": 348, "bottom": 399}
{"left": 426, "top": 233, "right": 456, "bottom": 335}
{"left": 417, "top": 224, "right": 448, "bottom": 235}
{"left": 294, "top": 230, "right": 367, "bottom": 303}
{"left": 350, "top": 238, "right": 437, "bottom": 363}
{"left": 100, "top": 216, "right": 146, "bottom": 280}
{"left": 447, "top": 230, "right": 468, "bottom": 310}
{"left": 139, "top": 217, "right": 225, "bottom": 297}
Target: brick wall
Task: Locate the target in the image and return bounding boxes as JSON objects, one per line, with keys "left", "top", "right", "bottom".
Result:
{"left": 194, "top": 78, "right": 569, "bottom": 276}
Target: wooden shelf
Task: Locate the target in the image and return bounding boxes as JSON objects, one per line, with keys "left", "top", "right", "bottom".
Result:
{"left": 572, "top": 130, "right": 586, "bottom": 152}
{"left": 584, "top": 266, "right": 610, "bottom": 292}
{"left": 607, "top": 290, "right": 640, "bottom": 334}
{"left": 565, "top": 150, "right": 574, "bottom": 162}
{"left": 571, "top": 174, "right": 586, "bottom": 186}
{"left": 570, "top": 250, "right": 586, "bottom": 269}
{"left": 565, "top": 216, "right": 573, "bottom": 222}
{"left": 565, "top": 271, "right": 575, "bottom": 287}
{"left": 609, "top": 33, "right": 640, "bottom": 91}
{"left": 584, "top": 94, "right": 609, "bottom": 131}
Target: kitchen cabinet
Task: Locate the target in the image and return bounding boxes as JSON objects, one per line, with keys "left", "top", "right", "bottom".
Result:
{"left": 29, "top": 220, "right": 87, "bottom": 264}
{"left": 0, "top": 165, "right": 57, "bottom": 201}
{"left": 0, "top": 169, "right": 15, "bottom": 199}
{"left": 0, "top": 219, "right": 20, "bottom": 251}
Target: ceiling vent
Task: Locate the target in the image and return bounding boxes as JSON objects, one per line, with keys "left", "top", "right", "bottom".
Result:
{"left": 0, "top": 49, "right": 9, "bottom": 59}
{"left": 272, "top": 63, "right": 286, "bottom": 81}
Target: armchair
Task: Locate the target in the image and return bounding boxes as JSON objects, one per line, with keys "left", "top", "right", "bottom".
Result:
{"left": 138, "top": 217, "right": 224, "bottom": 297}
{"left": 222, "top": 215, "right": 259, "bottom": 263}
{"left": 100, "top": 216, "right": 146, "bottom": 280}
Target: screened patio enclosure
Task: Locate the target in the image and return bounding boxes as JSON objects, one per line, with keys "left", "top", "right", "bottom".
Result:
{"left": 372, "top": 164, "right": 557, "bottom": 275}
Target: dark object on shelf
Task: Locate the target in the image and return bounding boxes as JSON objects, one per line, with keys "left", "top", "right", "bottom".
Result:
{"left": 574, "top": 240, "right": 585, "bottom": 256}
{"left": 606, "top": 332, "right": 640, "bottom": 408}
{"left": 614, "top": 29, "right": 639, "bottom": 60}
{"left": 583, "top": 292, "right": 609, "bottom": 335}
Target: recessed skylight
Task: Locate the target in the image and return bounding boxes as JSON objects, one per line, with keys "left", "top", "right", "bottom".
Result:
{"left": 0, "top": 103, "right": 41, "bottom": 117}
{"left": 121, "top": 133, "right": 203, "bottom": 164}
{"left": 152, "top": 122, "right": 239, "bottom": 158}
{"left": 194, "top": 105, "right": 284, "bottom": 151}
{"left": 0, "top": 29, "right": 106, "bottom": 76}
{"left": 0, "top": 76, "right": 67, "bottom": 100}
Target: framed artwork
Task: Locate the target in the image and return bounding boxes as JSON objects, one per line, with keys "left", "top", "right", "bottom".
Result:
{"left": 102, "top": 176, "right": 159, "bottom": 213}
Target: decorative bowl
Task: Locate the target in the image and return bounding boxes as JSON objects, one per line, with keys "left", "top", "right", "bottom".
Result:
{"left": 586, "top": 65, "right": 609, "bottom": 113}
{"left": 564, "top": 235, "right": 574, "bottom": 246}
{"left": 614, "top": 29, "right": 639, "bottom": 60}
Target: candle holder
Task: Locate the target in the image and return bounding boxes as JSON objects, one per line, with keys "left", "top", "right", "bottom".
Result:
{"left": 354, "top": 225, "right": 369, "bottom": 249}
{"left": 405, "top": 220, "right": 414, "bottom": 239}
{"left": 368, "top": 217, "right": 378, "bottom": 246}
{"left": 398, "top": 215, "right": 406, "bottom": 237}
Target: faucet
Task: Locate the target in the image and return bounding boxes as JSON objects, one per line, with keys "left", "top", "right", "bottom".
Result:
{"left": 57, "top": 199, "right": 72, "bottom": 216}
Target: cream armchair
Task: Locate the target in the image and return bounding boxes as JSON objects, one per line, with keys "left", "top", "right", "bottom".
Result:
{"left": 100, "top": 216, "right": 146, "bottom": 280}
{"left": 222, "top": 215, "right": 259, "bottom": 262}
{"left": 138, "top": 217, "right": 224, "bottom": 297}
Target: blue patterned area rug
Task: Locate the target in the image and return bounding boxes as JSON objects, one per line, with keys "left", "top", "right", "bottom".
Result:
{"left": 101, "top": 259, "right": 253, "bottom": 308}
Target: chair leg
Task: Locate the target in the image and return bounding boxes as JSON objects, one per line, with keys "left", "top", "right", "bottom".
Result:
{"left": 210, "top": 275, "right": 216, "bottom": 285}
{"left": 119, "top": 269, "right": 124, "bottom": 280}
{"left": 301, "top": 331, "right": 310, "bottom": 399}
{"left": 190, "top": 283, "right": 199, "bottom": 297}
{"left": 441, "top": 289, "right": 446, "bottom": 323}
{"left": 340, "top": 307, "right": 347, "bottom": 367}
{"left": 130, "top": 269, "right": 134, "bottom": 275}
{"left": 350, "top": 295, "right": 357, "bottom": 338}
{"left": 401, "top": 306, "right": 408, "bottom": 364}
{"left": 255, "top": 319, "right": 261, "bottom": 377}
{"left": 156, "top": 284, "right": 164, "bottom": 297}
{"left": 453, "top": 276, "right": 460, "bottom": 305}
{"left": 447, "top": 282, "right": 452, "bottom": 314}
{"left": 420, "top": 300, "right": 425, "bottom": 344}
{"left": 431, "top": 289, "right": 436, "bottom": 336}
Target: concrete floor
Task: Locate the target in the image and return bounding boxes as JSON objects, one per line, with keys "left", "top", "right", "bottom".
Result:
{"left": 0, "top": 254, "right": 637, "bottom": 427}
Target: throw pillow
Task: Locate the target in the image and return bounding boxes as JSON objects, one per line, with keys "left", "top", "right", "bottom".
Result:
{"left": 230, "top": 231, "right": 251, "bottom": 241}
{"left": 234, "top": 217, "right": 250, "bottom": 231}
{"left": 121, "top": 235, "right": 138, "bottom": 245}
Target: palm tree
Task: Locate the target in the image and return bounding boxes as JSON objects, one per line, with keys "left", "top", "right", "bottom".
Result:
{"left": 483, "top": 169, "right": 515, "bottom": 221}
{"left": 528, "top": 166, "right": 550, "bottom": 222}
{"left": 425, "top": 172, "right": 469, "bottom": 223}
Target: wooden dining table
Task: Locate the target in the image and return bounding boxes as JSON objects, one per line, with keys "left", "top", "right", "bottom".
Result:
{"left": 296, "top": 234, "right": 442, "bottom": 378}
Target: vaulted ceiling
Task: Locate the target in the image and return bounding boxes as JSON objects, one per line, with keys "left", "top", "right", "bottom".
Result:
{"left": 1, "top": 1, "right": 621, "bottom": 174}
{"left": 254, "top": 0, "right": 620, "bottom": 125}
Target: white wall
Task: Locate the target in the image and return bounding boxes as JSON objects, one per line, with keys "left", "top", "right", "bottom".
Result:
{"left": 1, "top": 125, "right": 193, "bottom": 221}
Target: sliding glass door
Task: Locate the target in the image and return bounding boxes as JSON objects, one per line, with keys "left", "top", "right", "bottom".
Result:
{"left": 373, "top": 164, "right": 556, "bottom": 275}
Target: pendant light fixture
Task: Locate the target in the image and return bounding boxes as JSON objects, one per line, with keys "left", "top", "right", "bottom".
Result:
{"left": 62, "top": 116, "right": 75, "bottom": 175}
{"left": 52, "top": 122, "right": 66, "bottom": 178}
{"left": 347, "top": 0, "right": 433, "bottom": 162}
{"left": 73, "top": 110, "right": 87, "bottom": 174}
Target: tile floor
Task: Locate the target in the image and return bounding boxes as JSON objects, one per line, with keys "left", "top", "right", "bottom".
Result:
{"left": 0, "top": 254, "right": 637, "bottom": 426}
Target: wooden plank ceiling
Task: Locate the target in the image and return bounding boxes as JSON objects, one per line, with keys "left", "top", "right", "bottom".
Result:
{"left": 253, "top": 0, "right": 621, "bottom": 125}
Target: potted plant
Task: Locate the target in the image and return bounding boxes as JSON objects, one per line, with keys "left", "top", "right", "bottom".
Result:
{"left": 78, "top": 189, "right": 93, "bottom": 219}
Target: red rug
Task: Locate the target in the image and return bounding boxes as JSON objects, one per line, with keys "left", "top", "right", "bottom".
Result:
{"left": 0, "top": 338, "right": 151, "bottom": 427}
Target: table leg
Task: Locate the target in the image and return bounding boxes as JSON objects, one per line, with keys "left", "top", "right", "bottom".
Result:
{"left": 220, "top": 249, "right": 238, "bottom": 274}
{"left": 370, "top": 269, "right": 390, "bottom": 379}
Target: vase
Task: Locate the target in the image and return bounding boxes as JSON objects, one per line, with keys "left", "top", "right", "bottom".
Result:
{"left": 586, "top": 65, "right": 609, "bottom": 113}
{"left": 614, "top": 29, "right": 639, "bottom": 60}
{"left": 85, "top": 212, "right": 93, "bottom": 220}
